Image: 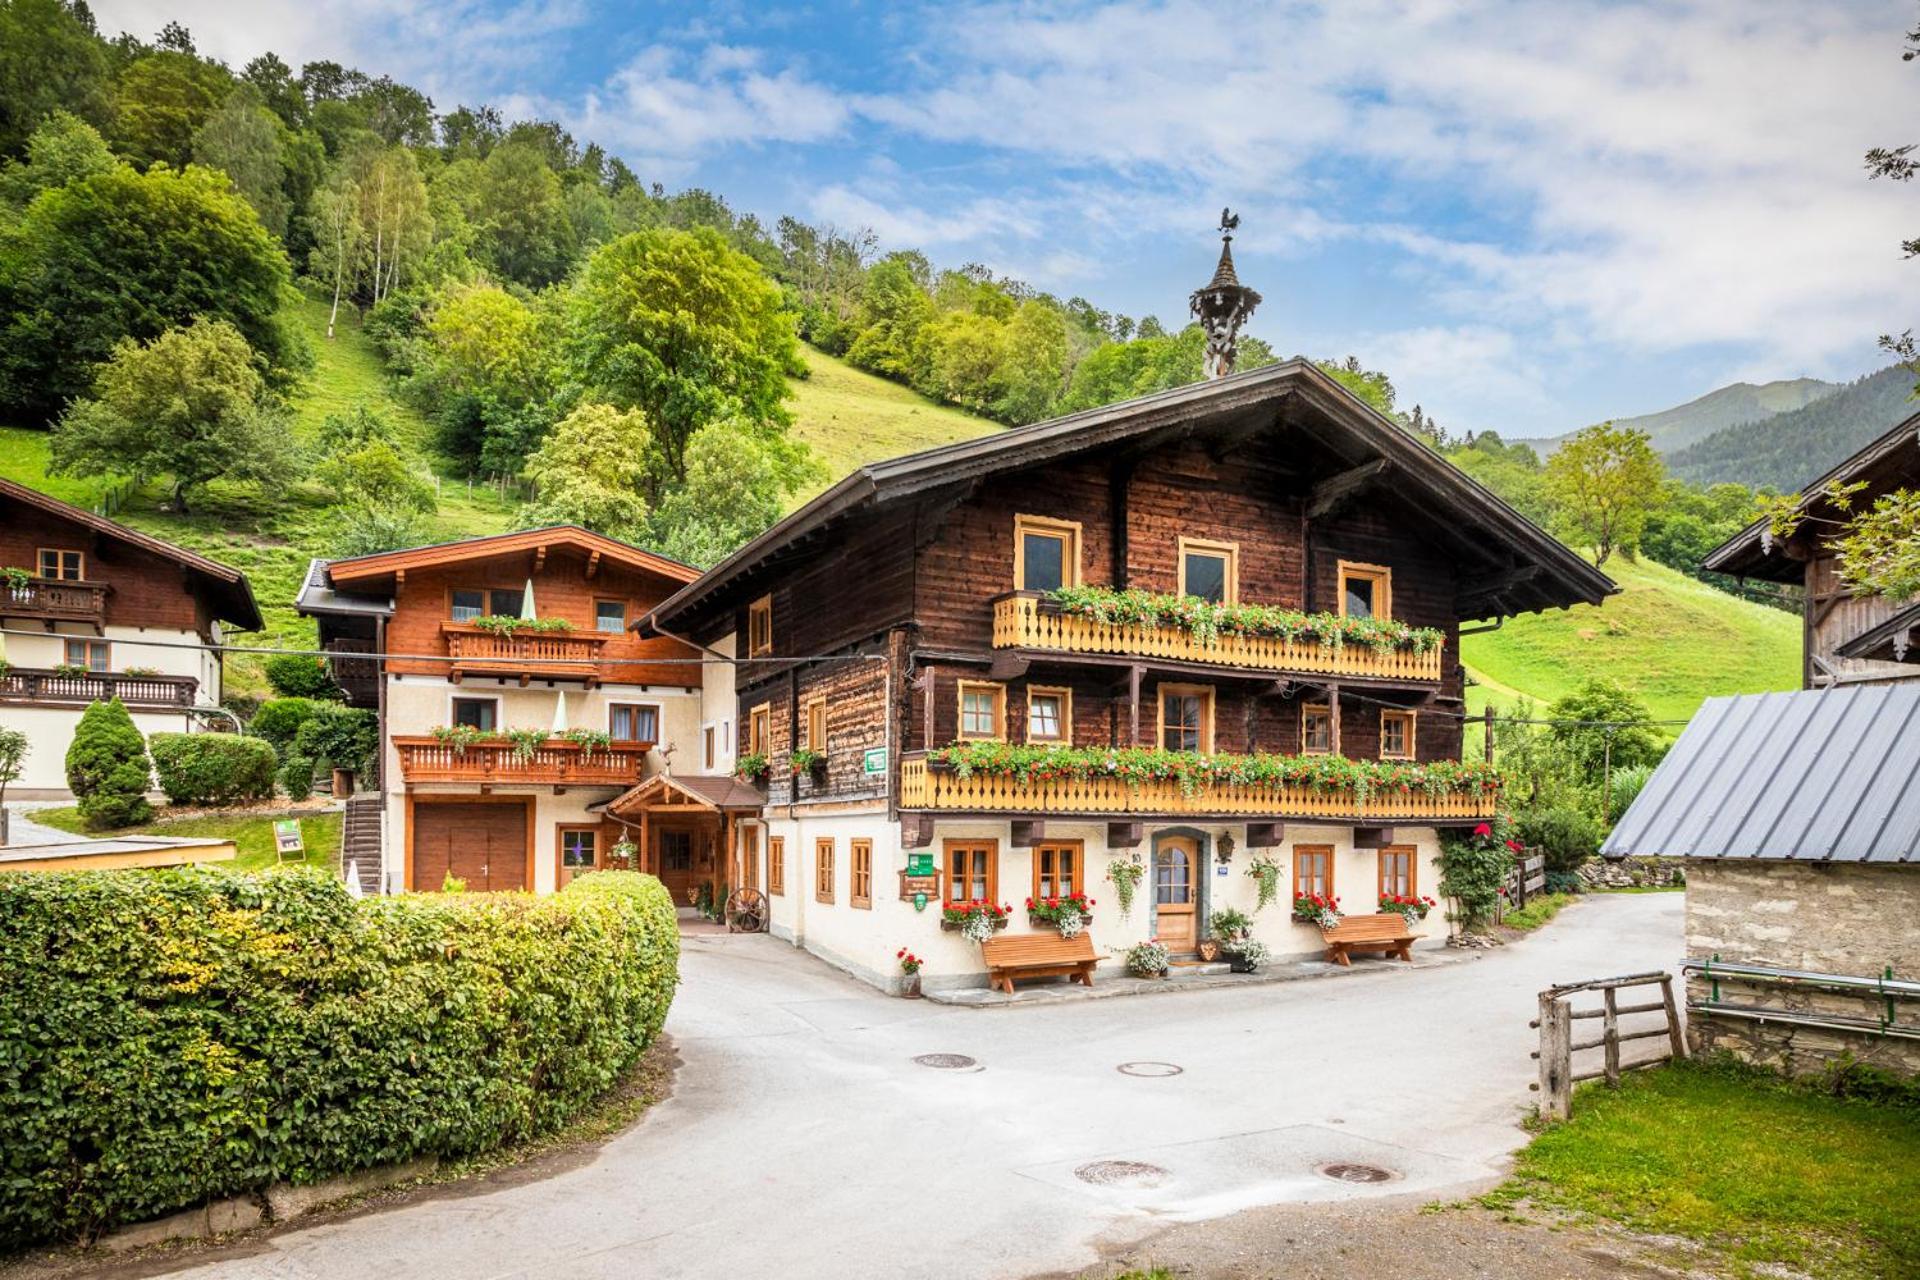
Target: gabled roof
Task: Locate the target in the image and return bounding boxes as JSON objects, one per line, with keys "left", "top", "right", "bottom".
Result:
{"left": 1704, "top": 409, "right": 1920, "bottom": 583}
{"left": 0, "top": 476, "right": 262, "bottom": 630}
{"left": 1601, "top": 686, "right": 1920, "bottom": 864}
{"left": 648, "top": 359, "right": 1614, "bottom": 631}
{"left": 325, "top": 526, "right": 698, "bottom": 587}
{"left": 1834, "top": 600, "right": 1920, "bottom": 666}
{"left": 293, "top": 557, "right": 393, "bottom": 619}
{"left": 602, "top": 772, "right": 767, "bottom": 818}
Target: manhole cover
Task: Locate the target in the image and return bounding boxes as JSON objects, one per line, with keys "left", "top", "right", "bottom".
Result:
{"left": 1074, "top": 1160, "right": 1170, "bottom": 1188}
{"left": 913, "top": 1053, "right": 978, "bottom": 1070}
{"left": 1319, "top": 1162, "right": 1395, "bottom": 1184}
{"left": 1116, "top": 1061, "right": 1184, "bottom": 1077}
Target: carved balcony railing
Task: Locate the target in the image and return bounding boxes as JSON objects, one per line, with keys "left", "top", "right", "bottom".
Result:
{"left": 394, "top": 736, "right": 652, "bottom": 786}
{"left": 440, "top": 622, "right": 611, "bottom": 685}
{"left": 992, "top": 594, "right": 1445, "bottom": 682}
{"left": 1, "top": 578, "right": 110, "bottom": 626}
{"left": 0, "top": 667, "right": 197, "bottom": 709}
{"left": 898, "top": 752, "right": 1497, "bottom": 822}
{"left": 323, "top": 638, "right": 380, "bottom": 708}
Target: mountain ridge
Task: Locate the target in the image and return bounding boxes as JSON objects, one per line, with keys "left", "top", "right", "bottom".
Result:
{"left": 1515, "top": 376, "right": 1838, "bottom": 456}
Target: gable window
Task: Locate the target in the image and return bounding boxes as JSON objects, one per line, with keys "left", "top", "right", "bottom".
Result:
{"left": 803, "top": 695, "right": 828, "bottom": 752}
{"left": 1295, "top": 844, "right": 1333, "bottom": 900}
{"left": 451, "top": 696, "right": 498, "bottom": 730}
{"left": 1301, "top": 703, "right": 1333, "bottom": 755}
{"left": 1379, "top": 846, "right": 1416, "bottom": 899}
{"left": 1338, "top": 561, "right": 1392, "bottom": 620}
{"left": 768, "top": 835, "right": 785, "bottom": 896}
{"left": 1013, "top": 514, "right": 1081, "bottom": 592}
{"left": 1158, "top": 684, "right": 1215, "bottom": 754}
{"left": 609, "top": 702, "right": 660, "bottom": 743}
{"left": 595, "top": 599, "right": 627, "bottom": 633}
{"left": 957, "top": 680, "right": 1006, "bottom": 741}
{"left": 945, "top": 838, "right": 998, "bottom": 903}
{"left": 1033, "top": 840, "right": 1082, "bottom": 899}
{"left": 748, "top": 704, "right": 771, "bottom": 756}
{"left": 451, "top": 587, "right": 522, "bottom": 622}
{"left": 64, "top": 639, "right": 109, "bottom": 672}
{"left": 1380, "top": 709, "right": 1415, "bottom": 760}
{"left": 1026, "top": 685, "right": 1070, "bottom": 742}
{"left": 1178, "top": 537, "right": 1238, "bottom": 605}
{"left": 38, "top": 549, "right": 83, "bottom": 581}
{"left": 747, "top": 595, "right": 773, "bottom": 657}
{"left": 703, "top": 725, "right": 717, "bottom": 771}
{"left": 850, "top": 838, "right": 873, "bottom": 909}
{"left": 815, "top": 838, "right": 835, "bottom": 903}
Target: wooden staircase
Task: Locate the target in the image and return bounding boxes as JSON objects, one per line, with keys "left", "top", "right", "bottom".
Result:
{"left": 340, "top": 793, "right": 385, "bottom": 896}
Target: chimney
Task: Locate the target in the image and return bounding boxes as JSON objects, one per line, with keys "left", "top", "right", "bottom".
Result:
{"left": 1189, "top": 208, "right": 1262, "bottom": 379}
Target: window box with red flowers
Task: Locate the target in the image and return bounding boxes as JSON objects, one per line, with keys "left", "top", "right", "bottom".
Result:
{"left": 1292, "top": 893, "right": 1341, "bottom": 929}
{"left": 1379, "top": 893, "right": 1437, "bottom": 924}
{"left": 1026, "top": 891, "right": 1095, "bottom": 938}
{"left": 940, "top": 899, "right": 1011, "bottom": 942}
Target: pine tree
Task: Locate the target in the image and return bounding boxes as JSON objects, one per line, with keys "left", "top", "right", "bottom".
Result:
{"left": 65, "top": 698, "right": 153, "bottom": 830}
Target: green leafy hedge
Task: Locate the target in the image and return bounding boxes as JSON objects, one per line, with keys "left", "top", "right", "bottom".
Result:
{"left": 147, "top": 732, "right": 279, "bottom": 806}
{"left": 0, "top": 869, "right": 678, "bottom": 1247}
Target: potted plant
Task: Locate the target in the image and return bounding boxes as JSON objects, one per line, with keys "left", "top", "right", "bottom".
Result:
{"left": 896, "top": 948, "right": 924, "bottom": 998}
{"left": 1379, "top": 893, "right": 1437, "bottom": 924}
{"left": 1220, "top": 937, "right": 1271, "bottom": 973}
{"left": 1292, "top": 893, "right": 1342, "bottom": 929}
{"left": 609, "top": 836, "right": 638, "bottom": 870}
{"left": 1245, "top": 852, "right": 1283, "bottom": 912}
{"left": 1125, "top": 938, "right": 1171, "bottom": 978}
{"left": 735, "top": 751, "right": 771, "bottom": 783}
{"left": 789, "top": 747, "right": 826, "bottom": 788}
{"left": 940, "top": 899, "right": 1011, "bottom": 942}
{"left": 1107, "top": 854, "right": 1146, "bottom": 919}
{"left": 1027, "top": 891, "right": 1095, "bottom": 938}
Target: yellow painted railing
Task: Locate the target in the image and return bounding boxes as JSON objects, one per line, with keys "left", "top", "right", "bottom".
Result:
{"left": 993, "top": 595, "right": 1444, "bottom": 681}
{"left": 898, "top": 754, "right": 1497, "bottom": 820}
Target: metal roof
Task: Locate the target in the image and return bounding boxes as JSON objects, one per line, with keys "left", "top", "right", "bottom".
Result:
{"left": 1602, "top": 686, "right": 1920, "bottom": 864}
{"left": 1834, "top": 599, "right": 1920, "bottom": 666}
{"left": 292, "top": 558, "right": 393, "bottom": 619}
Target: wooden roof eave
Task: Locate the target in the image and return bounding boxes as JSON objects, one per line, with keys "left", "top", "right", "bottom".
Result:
{"left": 328, "top": 525, "right": 699, "bottom": 588}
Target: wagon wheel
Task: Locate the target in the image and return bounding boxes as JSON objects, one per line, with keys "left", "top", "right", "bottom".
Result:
{"left": 725, "top": 887, "right": 768, "bottom": 934}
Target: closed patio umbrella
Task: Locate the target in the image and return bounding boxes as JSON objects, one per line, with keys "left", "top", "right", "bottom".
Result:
{"left": 521, "top": 578, "right": 537, "bottom": 619}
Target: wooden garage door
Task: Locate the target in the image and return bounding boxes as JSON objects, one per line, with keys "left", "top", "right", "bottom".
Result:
{"left": 412, "top": 802, "right": 527, "bottom": 892}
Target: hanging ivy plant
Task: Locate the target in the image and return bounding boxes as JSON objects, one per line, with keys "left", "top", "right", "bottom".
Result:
{"left": 1107, "top": 854, "right": 1145, "bottom": 920}
{"left": 1246, "top": 852, "right": 1283, "bottom": 912}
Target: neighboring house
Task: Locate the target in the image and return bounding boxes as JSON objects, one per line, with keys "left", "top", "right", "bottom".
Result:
{"left": 1704, "top": 410, "right": 1920, "bottom": 688}
{"left": 0, "top": 478, "right": 261, "bottom": 795}
{"left": 297, "top": 527, "right": 702, "bottom": 896}
{"left": 1602, "top": 686, "right": 1919, "bottom": 1077}
{"left": 629, "top": 359, "right": 1614, "bottom": 991}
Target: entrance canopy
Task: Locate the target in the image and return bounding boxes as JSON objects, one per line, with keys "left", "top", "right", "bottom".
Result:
{"left": 604, "top": 772, "right": 767, "bottom": 820}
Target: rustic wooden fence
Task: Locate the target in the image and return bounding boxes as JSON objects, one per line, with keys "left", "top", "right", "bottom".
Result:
{"left": 1498, "top": 852, "right": 1547, "bottom": 917}
{"left": 1530, "top": 971, "right": 1686, "bottom": 1120}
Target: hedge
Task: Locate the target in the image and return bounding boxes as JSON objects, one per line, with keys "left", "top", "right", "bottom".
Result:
{"left": 0, "top": 869, "right": 679, "bottom": 1247}
{"left": 248, "top": 697, "right": 321, "bottom": 756}
{"left": 263, "top": 653, "right": 338, "bottom": 700}
{"left": 148, "top": 732, "right": 279, "bottom": 806}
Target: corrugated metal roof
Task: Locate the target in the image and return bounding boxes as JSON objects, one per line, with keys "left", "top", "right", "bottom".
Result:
{"left": 1602, "top": 685, "right": 1920, "bottom": 864}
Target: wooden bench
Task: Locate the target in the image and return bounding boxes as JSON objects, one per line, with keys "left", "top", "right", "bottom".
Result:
{"left": 981, "top": 932, "right": 1098, "bottom": 994}
{"left": 1320, "top": 913, "right": 1416, "bottom": 966}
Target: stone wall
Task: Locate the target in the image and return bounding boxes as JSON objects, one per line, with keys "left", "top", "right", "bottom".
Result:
{"left": 1684, "top": 860, "right": 1920, "bottom": 1078}
{"left": 1582, "top": 855, "right": 1686, "bottom": 889}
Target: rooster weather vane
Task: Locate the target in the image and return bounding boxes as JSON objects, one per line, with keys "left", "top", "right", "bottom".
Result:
{"left": 1190, "top": 207, "right": 1261, "bottom": 379}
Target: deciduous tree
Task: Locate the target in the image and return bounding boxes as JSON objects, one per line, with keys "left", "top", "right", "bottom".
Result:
{"left": 192, "top": 84, "right": 291, "bottom": 235}
{"left": 649, "top": 419, "right": 822, "bottom": 568}
{"left": 1542, "top": 423, "right": 1665, "bottom": 566}
{"left": 516, "top": 402, "right": 653, "bottom": 541}
{"left": 0, "top": 0, "right": 112, "bottom": 157}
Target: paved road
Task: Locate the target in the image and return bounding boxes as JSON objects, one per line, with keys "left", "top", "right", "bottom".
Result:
{"left": 159, "top": 894, "right": 1683, "bottom": 1280}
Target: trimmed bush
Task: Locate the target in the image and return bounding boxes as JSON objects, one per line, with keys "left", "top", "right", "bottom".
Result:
{"left": 278, "top": 752, "right": 314, "bottom": 801}
{"left": 249, "top": 697, "right": 320, "bottom": 756}
{"left": 63, "top": 698, "right": 151, "bottom": 829}
{"left": 292, "top": 703, "right": 379, "bottom": 777}
{"left": 148, "top": 732, "right": 279, "bottom": 806}
{"left": 263, "top": 653, "right": 339, "bottom": 700}
{"left": 0, "top": 869, "right": 678, "bottom": 1247}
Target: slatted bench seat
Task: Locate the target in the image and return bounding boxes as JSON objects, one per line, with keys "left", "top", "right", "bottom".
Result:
{"left": 980, "top": 932, "right": 1098, "bottom": 994}
{"left": 1320, "top": 912, "right": 1416, "bottom": 966}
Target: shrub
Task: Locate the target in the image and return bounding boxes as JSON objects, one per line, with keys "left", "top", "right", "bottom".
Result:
{"left": 63, "top": 699, "right": 151, "bottom": 829}
{"left": 249, "top": 697, "right": 320, "bottom": 755}
{"left": 1607, "top": 763, "right": 1655, "bottom": 823}
{"left": 1438, "top": 815, "right": 1520, "bottom": 932}
{"left": 264, "top": 653, "right": 339, "bottom": 700}
{"left": 278, "top": 752, "right": 314, "bottom": 801}
{"left": 0, "top": 869, "right": 678, "bottom": 1247}
{"left": 1517, "top": 806, "right": 1604, "bottom": 876}
{"left": 293, "top": 703, "right": 379, "bottom": 777}
{"left": 147, "top": 732, "right": 278, "bottom": 806}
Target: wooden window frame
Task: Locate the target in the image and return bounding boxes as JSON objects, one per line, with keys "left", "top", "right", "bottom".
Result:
{"left": 956, "top": 680, "right": 1007, "bottom": 742}
{"left": 38, "top": 548, "right": 84, "bottom": 581}
{"left": 1301, "top": 703, "right": 1333, "bottom": 755}
{"left": 448, "top": 585, "right": 525, "bottom": 622}
{"left": 1337, "top": 560, "right": 1393, "bottom": 621}
{"left": 748, "top": 703, "right": 771, "bottom": 756}
{"left": 1177, "top": 536, "right": 1240, "bottom": 604}
{"left": 802, "top": 694, "right": 828, "bottom": 752}
{"left": 1025, "top": 684, "right": 1072, "bottom": 743}
{"left": 768, "top": 835, "right": 785, "bottom": 896}
{"left": 1294, "top": 844, "right": 1334, "bottom": 901}
{"left": 593, "top": 598, "right": 628, "bottom": 634}
{"left": 702, "top": 725, "right": 717, "bottom": 771}
{"left": 608, "top": 701, "right": 661, "bottom": 743}
{"left": 815, "top": 837, "right": 835, "bottom": 903}
{"left": 1156, "top": 682, "right": 1215, "bottom": 754}
{"left": 556, "top": 823, "right": 600, "bottom": 877}
{"left": 944, "top": 838, "right": 999, "bottom": 905}
{"left": 1379, "top": 709, "right": 1416, "bottom": 760}
{"left": 1032, "top": 839, "right": 1083, "bottom": 900}
{"left": 449, "top": 693, "right": 500, "bottom": 731}
{"left": 1378, "top": 845, "right": 1417, "bottom": 899}
{"left": 64, "top": 638, "right": 110, "bottom": 672}
{"left": 1012, "top": 513, "right": 1082, "bottom": 592}
{"left": 747, "top": 594, "right": 774, "bottom": 657}
{"left": 850, "top": 838, "right": 873, "bottom": 909}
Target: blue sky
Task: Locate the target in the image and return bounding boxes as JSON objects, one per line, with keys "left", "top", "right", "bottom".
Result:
{"left": 100, "top": 0, "right": 1919, "bottom": 439}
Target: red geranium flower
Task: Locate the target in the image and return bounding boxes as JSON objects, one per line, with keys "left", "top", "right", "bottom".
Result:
{"left": 1474, "top": 822, "right": 1493, "bottom": 837}
{"left": 1506, "top": 839, "right": 1523, "bottom": 853}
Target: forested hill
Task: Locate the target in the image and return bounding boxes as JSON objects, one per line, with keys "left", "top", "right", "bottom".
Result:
{"left": 1667, "top": 365, "right": 1915, "bottom": 489}
{"left": 1519, "top": 376, "right": 1837, "bottom": 457}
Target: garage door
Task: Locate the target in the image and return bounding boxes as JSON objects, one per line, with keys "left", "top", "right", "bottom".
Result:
{"left": 412, "top": 802, "right": 527, "bottom": 892}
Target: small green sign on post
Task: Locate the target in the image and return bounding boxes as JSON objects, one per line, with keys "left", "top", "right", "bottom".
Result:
{"left": 274, "top": 819, "right": 303, "bottom": 859}
{"left": 862, "top": 746, "right": 887, "bottom": 776}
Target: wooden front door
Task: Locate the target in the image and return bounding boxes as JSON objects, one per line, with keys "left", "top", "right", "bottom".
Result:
{"left": 412, "top": 801, "right": 527, "bottom": 892}
{"left": 657, "top": 828, "right": 695, "bottom": 906}
{"left": 556, "top": 824, "right": 599, "bottom": 889}
{"left": 1154, "top": 835, "right": 1198, "bottom": 952}
{"left": 737, "top": 823, "right": 760, "bottom": 892}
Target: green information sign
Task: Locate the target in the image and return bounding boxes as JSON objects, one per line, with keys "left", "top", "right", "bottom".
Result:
{"left": 863, "top": 746, "right": 888, "bottom": 776}
{"left": 906, "top": 852, "right": 935, "bottom": 877}
{"left": 273, "top": 819, "right": 303, "bottom": 857}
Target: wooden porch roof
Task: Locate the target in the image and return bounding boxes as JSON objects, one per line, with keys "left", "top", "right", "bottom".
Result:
{"left": 603, "top": 772, "right": 767, "bottom": 818}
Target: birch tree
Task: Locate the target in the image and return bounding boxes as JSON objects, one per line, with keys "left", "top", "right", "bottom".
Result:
{"left": 304, "top": 172, "right": 363, "bottom": 338}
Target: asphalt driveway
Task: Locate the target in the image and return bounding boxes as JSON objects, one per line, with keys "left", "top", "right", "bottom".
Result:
{"left": 154, "top": 893, "right": 1683, "bottom": 1280}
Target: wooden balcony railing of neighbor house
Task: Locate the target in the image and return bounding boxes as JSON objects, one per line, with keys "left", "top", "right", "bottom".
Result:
{"left": 440, "top": 623, "right": 612, "bottom": 685}
{"left": 898, "top": 752, "right": 1498, "bottom": 822}
{"left": 0, "top": 667, "right": 197, "bottom": 709}
{"left": 1, "top": 578, "right": 110, "bottom": 627}
{"left": 324, "top": 638, "right": 380, "bottom": 708}
{"left": 992, "top": 594, "right": 1445, "bottom": 682}
{"left": 393, "top": 736, "right": 653, "bottom": 786}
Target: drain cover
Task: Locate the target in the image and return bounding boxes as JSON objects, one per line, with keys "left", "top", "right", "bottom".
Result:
{"left": 1116, "top": 1061, "right": 1184, "bottom": 1077}
{"left": 1319, "top": 1162, "right": 1395, "bottom": 1183}
{"left": 1074, "top": 1160, "right": 1170, "bottom": 1188}
{"left": 913, "top": 1053, "right": 978, "bottom": 1070}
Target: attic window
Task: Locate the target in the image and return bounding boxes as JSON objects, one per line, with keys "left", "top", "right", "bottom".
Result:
{"left": 1179, "top": 538, "right": 1238, "bottom": 604}
{"left": 1014, "top": 515, "right": 1080, "bottom": 592}
{"left": 1338, "top": 561, "right": 1391, "bottom": 620}
{"left": 748, "top": 595, "right": 773, "bottom": 657}
{"left": 38, "top": 549, "right": 83, "bottom": 581}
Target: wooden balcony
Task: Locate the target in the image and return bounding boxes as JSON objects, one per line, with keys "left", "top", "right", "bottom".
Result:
{"left": 394, "top": 736, "right": 652, "bottom": 786}
{"left": 898, "top": 752, "right": 1497, "bottom": 822}
{"left": 1, "top": 578, "right": 110, "bottom": 627}
{"left": 992, "top": 594, "right": 1444, "bottom": 682}
{"left": 0, "top": 667, "right": 197, "bottom": 709}
{"left": 441, "top": 622, "right": 611, "bottom": 685}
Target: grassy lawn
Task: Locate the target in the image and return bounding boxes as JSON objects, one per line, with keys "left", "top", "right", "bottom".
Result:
{"left": 32, "top": 805, "right": 342, "bottom": 874}
{"left": 1487, "top": 1061, "right": 1920, "bottom": 1279}
{"left": 1500, "top": 891, "right": 1576, "bottom": 930}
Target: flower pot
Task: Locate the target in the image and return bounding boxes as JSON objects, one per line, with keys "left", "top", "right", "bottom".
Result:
{"left": 331, "top": 767, "right": 354, "bottom": 798}
{"left": 941, "top": 915, "right": 1009, "bottom": 932}
{"left": 900, "top": 972, "right": 922, "bottom": 998}
{"left": 1197, "top": 939, "right": 1222, "bottom": 963}
{"left": 1227, "top": 954, "right": 1255, "bottom": 974}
